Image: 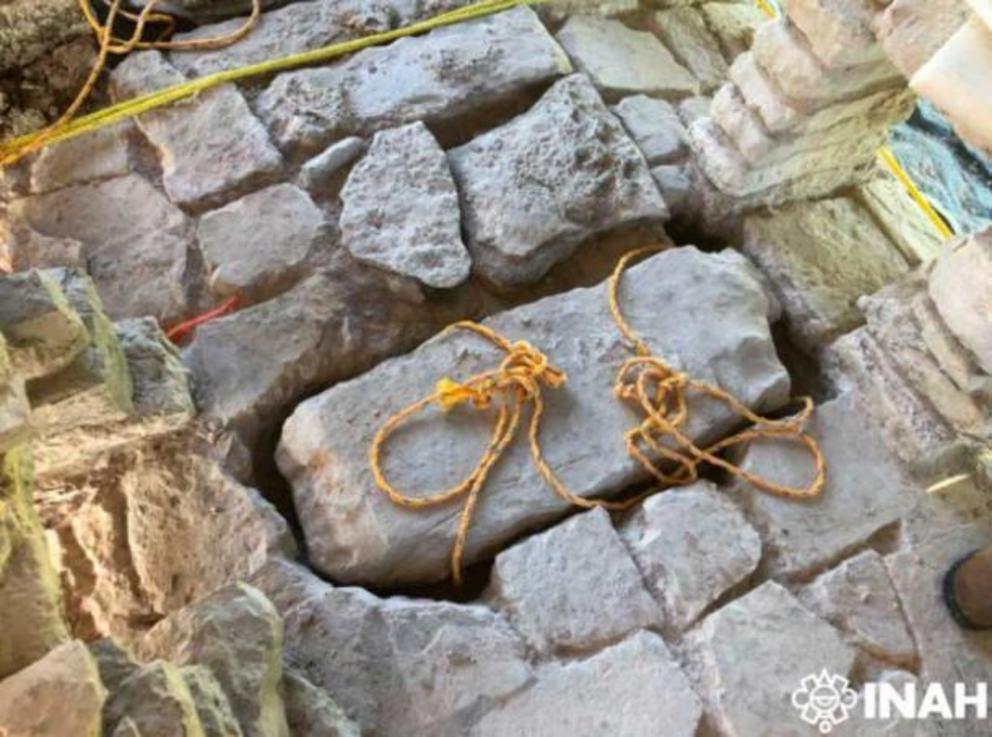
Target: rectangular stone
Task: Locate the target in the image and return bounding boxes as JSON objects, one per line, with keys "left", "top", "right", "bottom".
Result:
{"left": 254, "top": 7, "right": 573, "bottom": 156}
{"left": 855, "top": 176, "right": 944, "bottom": 266}
{"left": 654, "top": 6, "right": 729, "bottom": 93}
{"left": 782, "top": 0, "right": 884, "bottom": 68}
{"left": 277, "top": 247, "right": 790, "bottom": 586}
{"left": 729, "top": 52, "right": 804, "bottom": 134}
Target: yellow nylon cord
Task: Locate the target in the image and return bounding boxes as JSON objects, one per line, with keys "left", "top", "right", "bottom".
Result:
{"left": 0, "top": 0, "right": 542, "bottom": 165}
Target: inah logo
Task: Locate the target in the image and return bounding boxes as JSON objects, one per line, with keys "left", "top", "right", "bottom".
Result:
{"left": 791, "top": 669, "right": 859, "bottom": 734}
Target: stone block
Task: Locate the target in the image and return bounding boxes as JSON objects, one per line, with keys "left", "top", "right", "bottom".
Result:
{"left": 873, "top": 0, "right": 971, "bottom": 78}
{"left": 700, "top": 2, "right": 768, "bottom": 61}
{"left": 282, "top": 670, "right": 360, "bottom": 737}
{"left": 654, "top": 6, "right": 729, "bottom": 93}
{"left": 104, "top": 660, "right": 205, "bottom": 737}
{"left": 854, "top": 175, "right": 944, "bottom": 266}
{"left": 782, "top": 0, "right": 884, "bottom": 69}
{"left": 611, "top": 94, "right": 689, "bottom": 165}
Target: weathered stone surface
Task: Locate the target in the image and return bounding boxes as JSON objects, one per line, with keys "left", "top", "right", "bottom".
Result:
{"left": 182, "top": 665, "right": 245, "bottom": 737}
{"left": 255, "top": 7, "right": 572, "bottom": 155}
{"left": 732, "top": 392, "right": 916, "bottom": 579}
{"left": 282, "top": 586, "right": 532, "bottom": 736}
{"left": 470, "top": 631, "right": 702, "bottom": 737}
{"left": 6, "top": 174, "right": 196, "bottom": 323}
{"left": 689, "top": 581, "right": 856, "bottom": 737}
{"left": 800, "top": 550, "right": 917, "bottom": 666}
{"left": 0, "top": 221, "right": 83, "bottom": 272}
{"left": 278, "top": 247, "right": 789, "bottom": 586}
{"left": 700, "top": 2, "right": 768, "bottom": 61}
{"left": 40, "top": 450, "right": 294, "bottom": 645}
{"left": 928, "top": 230, "right": 992, "bottom": 374}
{"left": 0, "top": 358, "right": 30, "bottom": 454}
{"left": 711, "top": 82, "right": 775, "bottom": 165}
{"left": 341, "top": 122, "right": 470, "bottom": 289}
{"left": 169, "top": 0, "right": 393, "bottom": 77}
{"left": 113, "top": 51, "right": 283, "bottom": 210}
{"left": 654, "top": 7, "right": 729, "bottom": 93}
{"left": 486, "top": 507, "right": 662, "bottom": 654}
{"left": 678, "top": 94, "right": 712, "bottom": 127}
{"left": 729, "top": 51, "right": 803, "bottom": 134}
{"left": 619, "top": 481, "right": 761, "bottom": 631}
{"left": 783, "top": 0, "right": 884, "bottom": 69}
{"left": 741, "top": 196, "right": 911, "bottom": 351}
{"left": 0, "top": 640, "right": 106, "bottom": 737}
{"left": 282, "top": 670, "right": 360, "bottom": 737}
{"left": 198, "top": 183, "right": 327, "bottom": 300}
{"left": 0, "top": 0, "right": 88, "bottom": 73}
{"left": 449, "top": 74, "right": 666, "bottom": 287}
{"left": 556, "top": 16, "right": 698, "bottom": 99}
{"left": 29, "top": 122, "right": 132, "bottom": 195}
{"left": 183, "top": 264, "right": 432, "bottom": 449}
{"left": 611, "top": 95, "right": 688, "bottom": 165}
{"left": 89, "top": 638, "right": 141, "bottom": 695}
{"left": 873, "top": 0, "right": 971, "bottom": 78}
{"left": 854, "top": 175, "right": 944, "bottom": 266}
{"left": 140, "top": 584, "right": 289, "bottom": 737}
{"left": 651, "top": 163, "right": 694, "bottom": 216}
{"left": 105, "top": 660, "right": 206, "bottom": 737}
{"left": 0, "top": 268, "right": 88, "bottom": 380}
{"left": 298, "top": 137, "right": 366, "bottom": 194}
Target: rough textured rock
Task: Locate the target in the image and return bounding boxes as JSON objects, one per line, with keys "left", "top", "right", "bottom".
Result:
{"left": 0, "top": 269, "right": 88, "bottom": 380}
{"left": 800, "top": 551, "right": 917, "bottom": 666}
{"left": 611, "top": 95, "right": 688, "bottom": 165}
{"left": 282, "top": 670, "right": 360, "bottom": 737}
{"left": 197, "top": 183, "right": 327, "bottom": 300}
{"left": 89, "top": 638, "right": 141, "bottom": 696}
{"left": 485, "top": 507, "right": 662, "bottom": 654}
{"left": 0, "top": 0, "right": 88, "bottom": 73}
{"left": 168, "top": 0, "right": 393, "bottom": 77}
{"left": 112, "top": 51, "right": 283, "bottom": 210}
{"left": 873, "top": 0, "right": 971, "bottom": 78}
{"left": 689, "top": 581, "right": 856, "bottom": 737}
{"left": 282, "top": 586, "right": 532, "bottom": 736}
{"left": 255, "top": 7, "right": 572, "bottom": 155}
{"left": 654, "top": 6, "right": 729, "bottom": 93}
{"left": 104, "top": 660, "right": 206, "bottom": 737}
{"left": 783, "top": 0, "right": 883, "bottom": 69}
{"left": 854, "top": 175, "right": 944, "bottom": 266}
{"left": 928, "top": 230, "right": 992, "bottom": 374}
{"left": 449, "top": 74, "right": 667, "bottom": 288}
{"left": 298, "top": 137, "right": 366, "bottom": 194}
{"left": 470, "top": 631, "right": 702, "bottom": 737}
{"left": 555, "top": 16, "right": 698, "bottom": 100}
{"left": 0, "top": 445, "right": 70, "bottom": 679}
{"left": 340, "top": 122, "right": 470, "bottom": 288}
{"left": 278, "top": 247, "right": 789, "bottom": 586}
{"left": 651, "top": 162, "right": 696, "bottom": 217}
{"left": 182, "top": 665, "right": 246, "bottom": 737}
{"left": 741, "top": 196, "right": 911, "bottom": 352}
{"left": 700, "top": 2, "right": 768, "bottom": 61}
{"left": 6, "top": 174, "right": 196, "bottom": 323}
{"left": 39, "top": 450, "right": 294, "bottom": 645}
{"left": 140, "top": 584, "right": 289, "bottom": 737}
{"left": 618, "top": 481, "right": 762, "bottom": 631}
{"left": 732, "top": 391, "right": 916, "bottom": 580}
{"left": 29, "top": 122, "right": 133, "bottom": 195}
{"left": 0, "top": 640, "right": 106, "bottom": 737}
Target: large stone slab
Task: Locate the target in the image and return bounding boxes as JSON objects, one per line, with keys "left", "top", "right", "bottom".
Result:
{"left": 485, "top": 507, "right": 662, "bottom": 655}
{"left": 469, "top": 631, "right": 702, "bottom": 737}
{"left": 731, "top": 391, "right": 917, "bottom": 580}
{"left": 277, "top": 246, "right": 790, "bottom": 586}
{"left": 340, "top": 122, "right": 470, "bottom": 289}
{"left": 254, "top": 7, "right": 572, "bottom": 156}
{"left": 689, "top": 581, "right": 856, "bottom": 737}
{"left": 555, "top": 15, "right": 698, "bottom": 100}
{"left": 0, "top": 640, "right": 106, "bottom": 737}
{"left": 281, "top": 586, "right": 532, "bottom": 736}
{"left": 112, "top": 51, "right": 283, "bottom": 210}
{"left": 619, "top": 480, "right": 761, "bottom": 631}
{"left": 448, "top": 74, "right": 667, "bottom": 288}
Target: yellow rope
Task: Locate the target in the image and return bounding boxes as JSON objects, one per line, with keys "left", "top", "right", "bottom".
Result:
{"left": 370, "top": 248, "right": 826, "bottom": 586}
{"left": 0, "top": 0, "right": 542, "bottom": 166}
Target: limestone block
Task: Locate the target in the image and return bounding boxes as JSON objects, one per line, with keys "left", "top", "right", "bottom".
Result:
{"left": 654, "top": 6, "right": 729, "bottom": 93}
{"left": 782, "top": 0, "right": 884, "bottom": 69}
{"left": 448, "top": 74, "right": 667, "bottom": 288}
{"left": 341, "top": 122, "right": 470, "bottom": 289}
{"left": 469, "top": 632, "right": 702, "bottom": 737}
{"left": 198, "top": 183, "right": 327, "bottom": 300}
{"left": 112, "top": 51, "right": 283, "bottom": 210}
{"left": 556, "top": 15, "right": 699, "bottom": 99}
{"left": 700, "top": 2, "right": 768, "bottom": 61}
{"left": 619, "top": 481, "right": 762, "bottom": 631}
{"left": 732, "top": 392, "right": 917, "bottom": 579}
{"left": 0, "top": 640, "right": 106, "bottom": 737}
{"left": 711, "top": 83, "right": 775, "bottom": 165}
{"left": 651, "top": 162, "right": 695, "bottom": 216}
{"left": 485, "top": 508, "right": 662, "bottom": 654}
{"left": 854, "top": 175, "right": 945, "bottom": 266}
{"left": 612, "top": 94, "right": 689, "bottom": 165}
{"left": 255, "top": 7, "right": 572, "bottom": 156}
{"left": 873, "top": 0, "right": 971, "bottom": 78}
{"left": 277, "top": 247, "right": 788, "bottom": 586}
{"left": 29, "top": 121, "right": 132, "bottom": 195}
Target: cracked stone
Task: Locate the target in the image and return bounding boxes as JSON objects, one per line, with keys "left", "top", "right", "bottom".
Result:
{"left": 469, "top": 631, "right": 701, "bottom": 737}
{"left": 618, "top": 480, "right": 762, "bottom": 631}
{"left": 341, "top": 122, "right": 470, "bottom": 289}
{"left": 448, "top": 74, "right": 667, "bottom": 288}
{"left": 555, "top": 15, "right": 698, "bottom": 99}
{"left": 278, "top": 246, "right": 789, "bottom": 586}
{"left": 485, "top": 507, "right": 662, "bottom": 655}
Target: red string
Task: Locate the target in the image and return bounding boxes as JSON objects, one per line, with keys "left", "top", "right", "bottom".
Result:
{"left": 166, "top": 294, "right": 241, "bottom": 344}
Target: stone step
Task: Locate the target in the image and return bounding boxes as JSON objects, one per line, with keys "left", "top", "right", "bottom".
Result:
{"left": 277, "top": 246, "right": 789, "bottom": 586}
